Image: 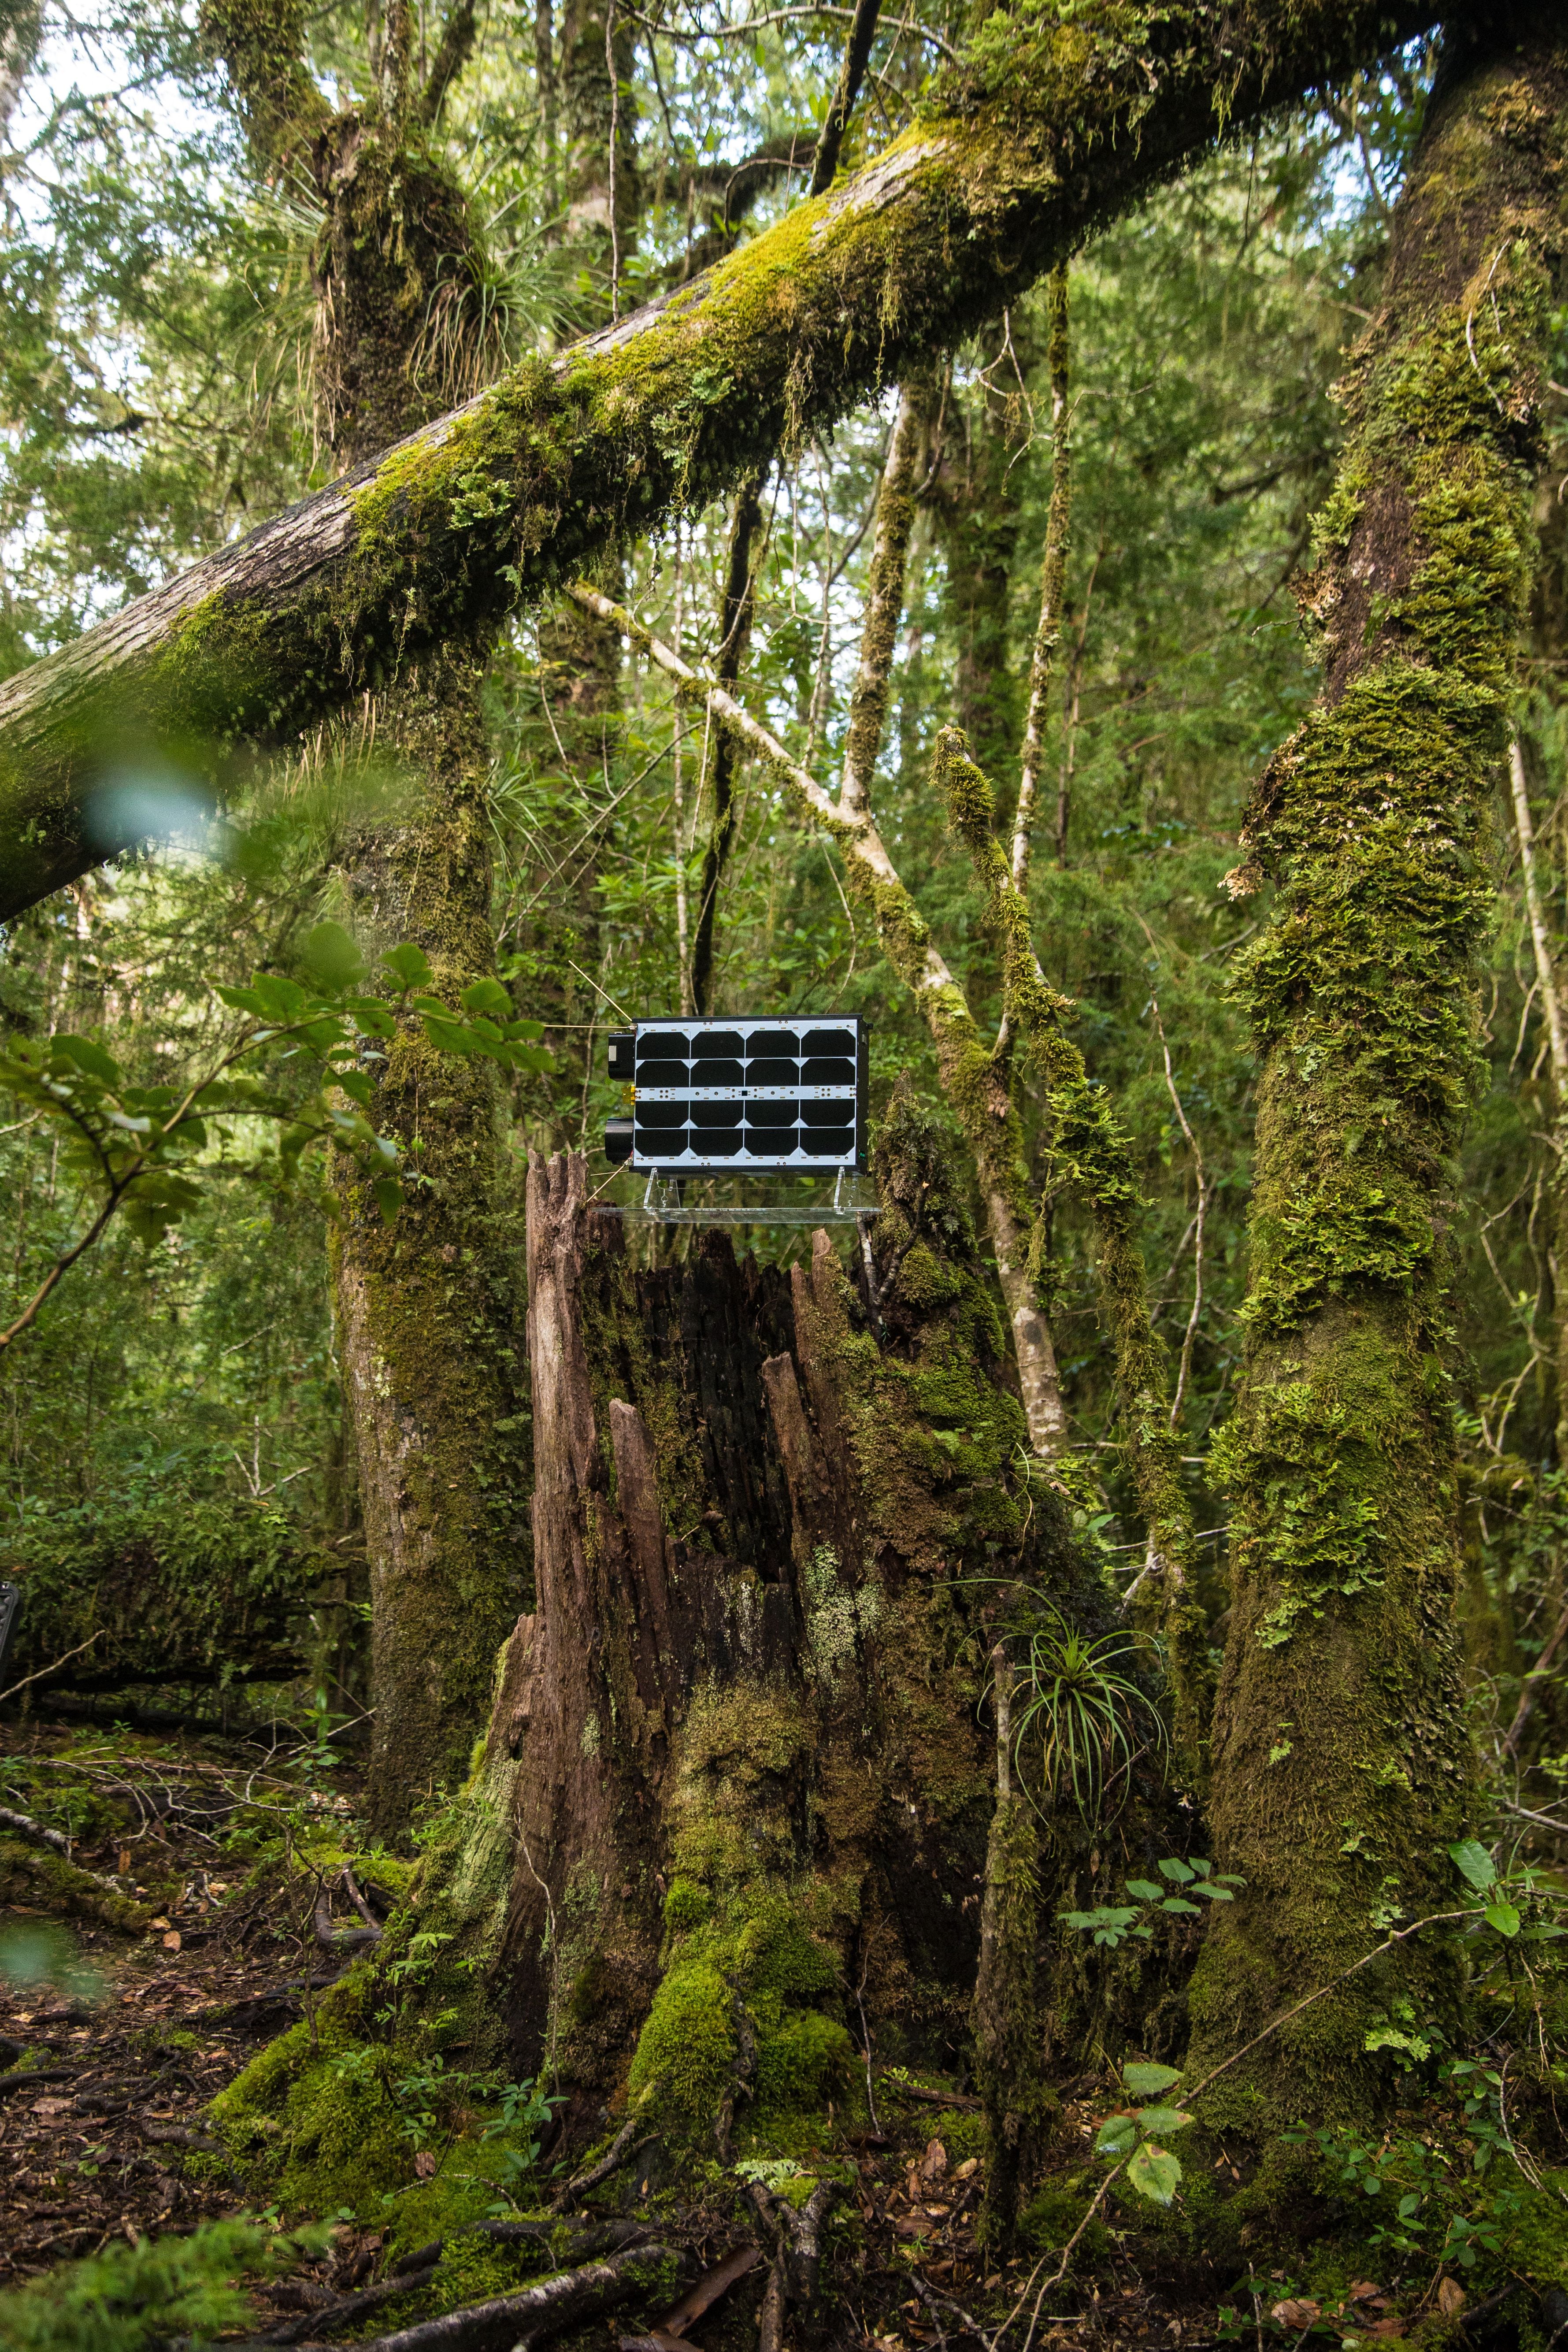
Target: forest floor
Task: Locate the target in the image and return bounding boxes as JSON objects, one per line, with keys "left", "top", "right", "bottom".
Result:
{"left": 0, "top": 1715, "right": 1273, "bottom": 2351}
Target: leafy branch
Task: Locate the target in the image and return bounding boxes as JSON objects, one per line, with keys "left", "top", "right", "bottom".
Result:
{"left": 1067, "top": 1839, "right": 1564, "bottom": 2211}
{"left": 0, "top": 923, "right": 551, "bottom": 1351}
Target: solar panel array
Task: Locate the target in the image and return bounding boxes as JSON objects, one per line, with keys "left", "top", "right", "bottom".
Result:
{"left": 607, "top": 1017, "right": 867, "bottom": 1171}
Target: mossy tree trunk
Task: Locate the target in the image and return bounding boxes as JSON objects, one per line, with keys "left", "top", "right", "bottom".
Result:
{"left": 488, "top": 1101, "right": 1102, "bottom": 2154}
{"left": 204, "top": 0, "right": 532, "bottom": 1839}
{"left": 1185, "top": 15, "right": 1568, "bottom": 2159}
{"left": 0, "top": 0, "right": 1464, "bottom": 909}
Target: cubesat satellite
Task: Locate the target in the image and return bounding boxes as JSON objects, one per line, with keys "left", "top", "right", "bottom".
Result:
{"left": 603, "top": 1016, "right": 868, "bottom": 1174}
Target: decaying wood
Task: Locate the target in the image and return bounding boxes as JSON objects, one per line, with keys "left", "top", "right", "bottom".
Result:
{"left": 349, "top": 2243, "right": 677, "bottom": 2352}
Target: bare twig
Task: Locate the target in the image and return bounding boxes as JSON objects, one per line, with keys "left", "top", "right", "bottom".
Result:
{"left": 1502, "top": 1598, "right": 1568, "bottom": 1759}
{"left": 1509, "top": 739, "right": 1568, "bottom": 1091}
{"left": 0, "top": 1631, "right": 100, "bottom": 1706}
{"left": 1009, "top": 265, "right": 1071, "bottom": 903}
{"left": 549, "top": 2110, "right": 656, "bottom": 2212}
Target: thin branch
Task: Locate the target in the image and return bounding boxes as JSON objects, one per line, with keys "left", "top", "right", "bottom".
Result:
{"left": 0, "top": 1633, "right": 100, "bottom": 1707}
{"left": 838, "top": 382, "right": 920, "bottom": 818}
{"left": 1509, "top": 738, "right": 1568, "bottom": 1092}
{"left": 1182, "top": 1908, "right": 1481, "bottom": 2111}
{"left": 1011, "top": 265, "right": 1071, "bottom": 900}
{"left": 567, "top": 578, "right": 1069, "bottom": 1457}
{"left": 693, "top": 471, "right": 766, "bottom": 1014}
{"left": 1501, "top": 1598, "right": 1568, "bottom": 1760}
{"left": 808, "top": 0, "right": 882, "bottom": 195}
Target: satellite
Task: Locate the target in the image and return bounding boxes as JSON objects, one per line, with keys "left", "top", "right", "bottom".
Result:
{"left": 604, "top": 1016, "right": 868, "bottom": 1173}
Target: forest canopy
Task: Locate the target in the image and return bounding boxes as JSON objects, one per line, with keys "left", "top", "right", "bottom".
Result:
{"left": 1, "top": 1, "right": 1568, "bottom": 2347}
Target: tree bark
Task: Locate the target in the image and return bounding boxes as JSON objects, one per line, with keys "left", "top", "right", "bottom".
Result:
{"left": 0, "top": 0, "right": 1455, "bottom": 920}
{"left": 200, "top": 0, "right": 531, "bottom": 1838}
{"left": 492, "top": 1107, "right": 1100, "bottom": 2130}
{"left": 333, "top": 651, "right": 532, "bottom": 1841}
{"left": 1184, "top": 13, "right": 1568, "bottom": 2160}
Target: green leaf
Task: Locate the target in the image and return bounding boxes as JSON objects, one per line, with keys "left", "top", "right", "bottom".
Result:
{"left": 54, "top": 1034, "right": 121, "bottom": 1085}
{"left": 1127, "top": 2141, "right": 1182, "bottom": 2206}
{"left": 248, "top": 974, "right": 309, "bottom": 1024}
{"left": 1133, "top": 2105, "right": 1192, "bottom": 2135}
{"left": 1191, "top": 1883, "right": 1235, "bottom": 1900}
{"left": 1122, "top": 2062, "right": 1182, "bottom": 2097}
{"left": 214, "top": 983, "right": 270, "bottom": 1018}
{"left": 1125, "top": 1880, "right": 1164, "bottom": 1902}
{"left": 298, "top": 921, "right": 366, "bottom": 994}
{"left": 382, "top": 943, "right": 434, "bottom": 990}
{"left": 420, "top": 1014, "right": 474, "bottom": 1056}
{"left": 459, "top": 977, "right": 513, "bottom": 1020}
{"left": 1188, "top": 1857, "right": 1212, "bottom": 1878}
{"left": 1095, "top": 2114, "right": 1138, "bottom": 2156}
{"left": 1449, "top": 1840, "right": 1495, "bottom": 1892}
{"left": 1521, "top": 1922, "right": 1567, "bottom": 1940}
{"left": 1159, "top": 1897, "right": 1201, "bottom": 1916}
{"left": 1157, "top": 1857, "right": 1195, "bottom": 1884}
{"left": 373, "top": 1176, "right": 403, "bottom": 1224}
{"left": 1483, "top": 1901, "right": 1520, "bottom": 1939}
{"left": 343, "top": 996, "right": 398, "bottom": 1040}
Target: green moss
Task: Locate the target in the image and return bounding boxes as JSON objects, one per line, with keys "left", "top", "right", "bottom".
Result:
{"left": 0, "top": 1836, "right": 152, "bottom": 1934}
{"left": 627, "top": 1867, "right": 855, "bottom": 2147}
{"left": 1186, "top": 31, "right": 1564, "bottom": 2153}
{"left": 663, "top": 1876, "right": 711, "bottom": 1933}
{"left": 211, "top": 1966, "right": 408, "bottom": 2215}
{"left": 1017, "top": 2180, "right": 1111, "bottom": 2268}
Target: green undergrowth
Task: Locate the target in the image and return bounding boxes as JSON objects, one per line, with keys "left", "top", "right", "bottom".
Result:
{"left": 208, "top": 1955, "right": 560, "bottom": 2240}
{"left": 0, "top": 2217, "right": 331, "bottom": 2352}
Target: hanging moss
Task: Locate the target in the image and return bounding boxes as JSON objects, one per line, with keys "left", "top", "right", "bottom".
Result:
{"left": 1182, "top": 22, "right": 1568, "bottom": 2173}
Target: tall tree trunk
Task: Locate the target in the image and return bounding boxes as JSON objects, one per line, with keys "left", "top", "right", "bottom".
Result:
{"left": 333, "top": 650, "right": 531, "bottom": 1840}
{"left": 1185, "top": 15, "right": 1567, "bottom": 2167}
{"left": 203, "top": 0, "right": 532, "bottom": 1838}
{"left": 927, "top": 330, "right": 1031, "bottom": 782}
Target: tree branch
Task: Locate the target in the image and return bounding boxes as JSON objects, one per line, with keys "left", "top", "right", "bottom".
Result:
{"left": 198, "top": 0, "right": 331, "bottom": 172}
{"left": 938, "top": 723, "right": 1212, "bottom": 1770}
{"left": 691, "top": 470, "right": 765, "bottom": 1014}
{"left": 565, "top": 579, "right": 1069, "bottom": 1456}
{"left": 809, "top": 0, "right": 881, "bottom": 197}
{"left": 1009, "top": 264, "right": 1070, "bottom": 901}
{"left": 838, "top": 379, "right": 919, "bottom": 818}
{"left": 0, "top": 0, "right": 1450, "bottom": 920}
{"left": 418, "top": 0, "right": 479, "bottom": 124}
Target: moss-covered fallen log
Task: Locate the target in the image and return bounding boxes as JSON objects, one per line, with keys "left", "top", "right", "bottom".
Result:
{"left": 0, "top": 0, "right": 1449, "bottom": 918}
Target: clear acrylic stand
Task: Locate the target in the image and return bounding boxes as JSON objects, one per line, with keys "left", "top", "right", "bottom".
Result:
{"left": 618, "top": 1167, "right": 881, "bottom": 1226}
